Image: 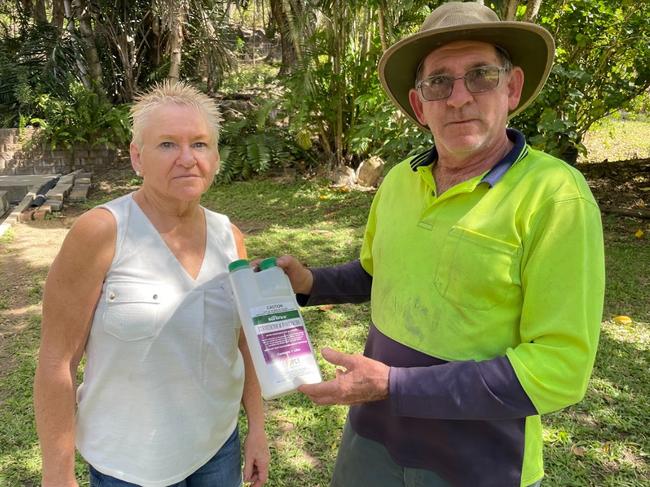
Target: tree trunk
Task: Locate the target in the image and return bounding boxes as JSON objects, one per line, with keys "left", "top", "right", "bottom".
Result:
{"left": 167, "top": 0, "right": 186, "bottom": 82}
{"left": 524, "top": 0, "right": 544, "bottom": 22}
{"left": 51, "top": 0, "right": 65, "bottom": 30}
{"left": 63, "top": 0, "right": 91, "bottom": 89}
{"left": 270, "top": 0, "right": 298, "bottom": 76}
{"left": 33, "top": 0, "right": 47, "bottom": 23}
{"left": 504, "top": 0, "right": 519, "bottom": 21}
{"left": 75, "top": 0, "right": 104, "bottom": 92}
{"left": 333, "top": 0, "right": 345, "bottom": 167}
{"left": 20, "top": 0, "right": 33, "bottom": 19}
{"left": 377, "top": 1, "right": 388, "bottom": 51}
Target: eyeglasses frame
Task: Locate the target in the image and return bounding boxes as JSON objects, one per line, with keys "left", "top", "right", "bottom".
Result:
{"left": 415, "top": 65, "right": 511, "bottom": 102}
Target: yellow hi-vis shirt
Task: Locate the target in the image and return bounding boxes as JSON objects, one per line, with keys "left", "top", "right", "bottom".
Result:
{"left": 360, "top": 140, "right": 605, "bottom": 486}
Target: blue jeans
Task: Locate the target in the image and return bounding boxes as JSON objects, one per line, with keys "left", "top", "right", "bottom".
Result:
{"left": 88, "top": 428, "right": 242, "bottom": 487}
{"left": 331, "top": 419, "right": 542, "bottom": 487}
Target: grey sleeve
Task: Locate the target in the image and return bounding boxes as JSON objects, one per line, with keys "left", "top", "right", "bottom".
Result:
{"left": 296, "top": 259, "right": 372, "bottom": 306}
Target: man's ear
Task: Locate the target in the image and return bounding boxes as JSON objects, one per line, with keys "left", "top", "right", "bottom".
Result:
{"left": 130, "top": 142, "right": 143, "bottom": 176}
{"left": 408, "top": 88, "right": 428, "bottom": 126}
{"left": 507, "top": 67, "right": 525, "bottom": 112}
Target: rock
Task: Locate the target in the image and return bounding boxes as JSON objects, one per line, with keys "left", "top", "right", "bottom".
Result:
{"left": 356, "top": 156, "right": 385, "bottom": 187}
{"left": 331, "top": 165, "right": 356, "bottom": 187}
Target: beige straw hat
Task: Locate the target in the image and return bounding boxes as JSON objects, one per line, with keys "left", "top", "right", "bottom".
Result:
{"left": 378, "top": 1, "right": 555, "bottom": 128}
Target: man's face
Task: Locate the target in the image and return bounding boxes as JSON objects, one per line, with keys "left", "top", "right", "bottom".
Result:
{"left": 130, "top": 103, "right": 219, "bottom": 203}
{"left": 408, "top": 41, "right": 523, "bottom": 162}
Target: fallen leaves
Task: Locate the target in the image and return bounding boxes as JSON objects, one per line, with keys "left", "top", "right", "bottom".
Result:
{"left": 613, "top": 315, "right": 633, "bottom": 325}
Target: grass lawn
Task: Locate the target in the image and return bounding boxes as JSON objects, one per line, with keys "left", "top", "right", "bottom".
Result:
{"left": 1, "top": 175, "right": 648, "bottom": 485}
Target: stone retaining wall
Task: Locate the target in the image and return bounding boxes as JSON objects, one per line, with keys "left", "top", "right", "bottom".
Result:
{"left": 0, "top": 128, "right": 127, "bottom": 175}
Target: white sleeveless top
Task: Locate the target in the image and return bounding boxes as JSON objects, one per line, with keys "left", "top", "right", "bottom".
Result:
{"left": 75, "top": 193, "right": 244, "bottom": 486}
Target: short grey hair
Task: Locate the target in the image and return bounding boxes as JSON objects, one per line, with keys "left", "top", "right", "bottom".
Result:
{"left": 130, "top": 80, "right": 222, "bottom": 148}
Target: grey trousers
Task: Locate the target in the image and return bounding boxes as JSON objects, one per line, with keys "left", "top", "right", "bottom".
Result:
{"left": 331, "top": 419, "right": 542, "bottom": 487}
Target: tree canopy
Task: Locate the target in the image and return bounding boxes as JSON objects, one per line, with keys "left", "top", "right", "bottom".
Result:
{"left": 0, "top": 0, "right": 648, "bottom": 172}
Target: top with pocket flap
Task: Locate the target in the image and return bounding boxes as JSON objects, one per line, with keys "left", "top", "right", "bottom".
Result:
{"left": 75, "top": 192, "right": 245, "bottom": 486}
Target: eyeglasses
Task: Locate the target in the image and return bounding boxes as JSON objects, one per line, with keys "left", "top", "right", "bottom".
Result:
{"left": 416, "top": 65, "right": 509, "bottom": 101}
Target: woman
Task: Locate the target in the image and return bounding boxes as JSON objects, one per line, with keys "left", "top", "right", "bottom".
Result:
{"left": 34, "top": 81, "right": 269, "bottom": 487}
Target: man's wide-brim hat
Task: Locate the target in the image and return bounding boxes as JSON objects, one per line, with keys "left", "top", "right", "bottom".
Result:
{"left": 378, "top": 1, "right": 555, "bottom": 128}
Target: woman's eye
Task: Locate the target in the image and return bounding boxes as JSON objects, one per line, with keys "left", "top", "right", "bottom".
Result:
{"left": 160, "top": 142, "right": 175, "bottom": 149}
{"left": 193, "top": 142, "right": 208, "bottom": 149}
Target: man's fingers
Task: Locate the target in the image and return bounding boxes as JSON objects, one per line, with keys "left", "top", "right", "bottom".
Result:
{"left": 320, "top": 347, "right": 355, "bottom": 369}
{"left": 298, "top": 380, "right": 340, "bottom": 404}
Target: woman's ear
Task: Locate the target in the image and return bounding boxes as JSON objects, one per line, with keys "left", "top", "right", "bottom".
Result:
{"left": 130, "top": 142, "right": 143, "bottom": 177}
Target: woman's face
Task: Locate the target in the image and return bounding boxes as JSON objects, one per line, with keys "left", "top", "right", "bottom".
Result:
{"left": 130, "top": 103, "right": 219, "bottom": 203}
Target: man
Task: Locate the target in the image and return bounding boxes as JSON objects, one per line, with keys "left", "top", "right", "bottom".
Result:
{"left": 279, "top": 2, "right": 605, "bottom": 486}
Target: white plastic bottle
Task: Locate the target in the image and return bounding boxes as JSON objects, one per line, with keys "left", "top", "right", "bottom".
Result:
{"left": 228, "top": 257, "right": 322, "bottom": 400}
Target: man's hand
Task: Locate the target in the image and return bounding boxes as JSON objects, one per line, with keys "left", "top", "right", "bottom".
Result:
{"left": 275, "top": 255, "right": 314, "bottom": 295}
{"left": 298, "top": 348, "right": 390, "bottom": 405}
{"left": 243, "top": 428, "right": 270, "bottom": 487}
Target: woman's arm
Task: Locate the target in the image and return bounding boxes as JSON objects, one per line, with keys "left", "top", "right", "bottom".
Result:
{"left": 239, "top": 332, "right": 270, "bottom": 486}
{"left": 34, "top": 209, "right": 116, "bottom": 487}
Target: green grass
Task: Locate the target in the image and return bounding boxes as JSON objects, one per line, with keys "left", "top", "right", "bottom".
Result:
{"left": 1, "top": 178, "right": 648, "bottom": 486}
{"left": 580, "top": 118, "right": 650, "bottom": 163}
{"left": 0, "top": 228, "right": 14, "bottom": 245}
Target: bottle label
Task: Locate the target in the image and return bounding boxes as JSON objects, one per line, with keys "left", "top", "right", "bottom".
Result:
{"left": 251, "top": 302, "right": 313, "bottom": 365}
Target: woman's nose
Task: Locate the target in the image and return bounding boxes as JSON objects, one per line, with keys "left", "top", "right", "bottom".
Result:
{"left": 178, "top": 145, "right": 197, "bottom": 167}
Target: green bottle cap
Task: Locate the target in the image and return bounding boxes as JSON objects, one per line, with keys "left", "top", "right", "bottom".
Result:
{"left": 258, "top": 257, "right": 277, "bottom": 271}
{"left": 228, "top": 259, "right": 250, "bottom": 272}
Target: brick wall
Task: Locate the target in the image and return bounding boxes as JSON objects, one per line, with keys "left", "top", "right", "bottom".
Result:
{"left": 0, "top": 128, "right": 127, "bottom": 175}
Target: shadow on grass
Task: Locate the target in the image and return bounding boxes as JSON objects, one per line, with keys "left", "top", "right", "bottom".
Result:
{"left": 543, "top": 326, "right": 650, "bottom": 485}
{"left": 202, "top": 180, "right": 375, "bottom": 233}
{"left": 0, "top": 241, "right": 52, "bottom": 486}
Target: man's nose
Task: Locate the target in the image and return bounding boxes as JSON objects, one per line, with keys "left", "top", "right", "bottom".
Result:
{"left": 446, "top": 77, "right": 473, "bottom": 108}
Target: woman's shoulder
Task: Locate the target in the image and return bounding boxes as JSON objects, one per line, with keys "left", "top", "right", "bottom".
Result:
{"left": 203, "top": 207, "right": 231, "bottom": 226}
{"left": 68, "top": 207, "right": 117, "bottom": 248}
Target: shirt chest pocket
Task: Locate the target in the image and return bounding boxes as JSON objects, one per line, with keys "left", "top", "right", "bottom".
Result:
{"left": 101, "top": 283, "right": 161, "bottom": 341}
{"left": 434, "top": 227, "right": 521, "bottom": 311}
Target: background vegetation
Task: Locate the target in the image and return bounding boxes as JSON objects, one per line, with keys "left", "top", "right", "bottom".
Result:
{"left": 1, "top": 0, "right": 648, "bottom": 176}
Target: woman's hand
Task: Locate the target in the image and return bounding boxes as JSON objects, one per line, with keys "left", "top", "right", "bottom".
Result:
{"left": 242, "top": 427, "right": 270, "bottom": 487}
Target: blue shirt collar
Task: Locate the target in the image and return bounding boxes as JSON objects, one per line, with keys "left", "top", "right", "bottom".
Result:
{"left": 409, "top": 128, "right": 528, "bottom": 187}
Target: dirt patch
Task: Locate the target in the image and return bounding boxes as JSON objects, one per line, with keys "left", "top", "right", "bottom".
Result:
{"left": 0, "top": 218, "right": 73, "bottom": 375}
{"left": 577, "top": 158, "right": 650, "bottom": 213}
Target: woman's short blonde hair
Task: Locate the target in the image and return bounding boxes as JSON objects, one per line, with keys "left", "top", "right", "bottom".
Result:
{"left": 130, "top": 80, "right": 222, "bottom": 148}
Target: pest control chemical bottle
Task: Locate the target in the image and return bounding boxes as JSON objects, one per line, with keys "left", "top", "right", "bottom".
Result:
{"left": 228, "top": 257, "right": 322, "bottom": 400}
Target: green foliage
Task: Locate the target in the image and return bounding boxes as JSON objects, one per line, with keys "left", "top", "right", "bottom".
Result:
{"left": 349, "top": 77, "right": 432, "bottom": 166}
{"left": 220, "top": 64, "right": 279, "bottom": 94}
{"left": 217, "top": 101, "right": 312, "bottom": 182}
{"left": 512, "top": 0, "right": 650, "bottom": 163}
{"left": 278, "top": 2, "right": 434, "bottom": 167}
{"left": 0, "top": 22, "right": 82, "bottom": 127}
{"left": 27, "top": 82, "right": 131, "bottom": 149}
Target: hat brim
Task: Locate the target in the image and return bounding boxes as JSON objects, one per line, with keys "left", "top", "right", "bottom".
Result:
{"left": 378, "top": 22, "right": 555, "bottom": 130}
